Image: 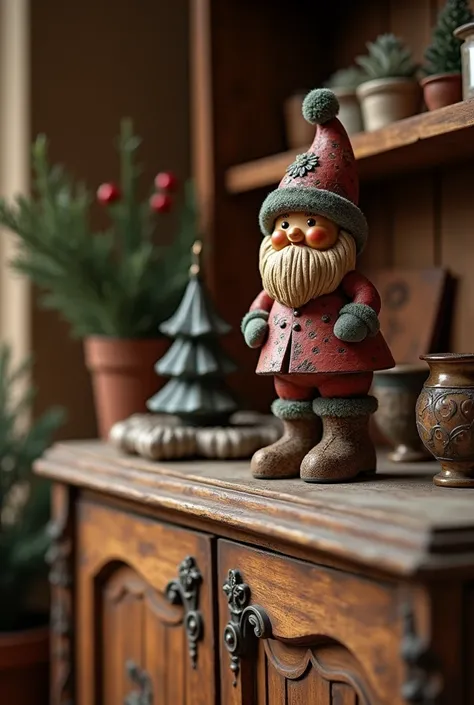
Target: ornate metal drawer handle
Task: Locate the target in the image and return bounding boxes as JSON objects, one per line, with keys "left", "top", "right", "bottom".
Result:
{"left": 166, "top": 556, "right": 204, "bottom": 669}
{"left": 222, "top": 568, "right": 272, "bottom": 686}
{"left": 124, "top": 660, "right": 153, "bottom": 705}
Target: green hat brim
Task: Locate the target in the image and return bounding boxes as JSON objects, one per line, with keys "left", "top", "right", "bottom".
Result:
{"left": 258, "top": 187, "right": 368, "bottom": 253}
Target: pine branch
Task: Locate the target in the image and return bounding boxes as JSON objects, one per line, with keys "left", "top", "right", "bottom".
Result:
{"left": 0, "top": 345, "right": 63, "bottom": 629}
{"left": 0, "top": 133, "right": 196, "bottom": 338}
{"left": 423, "top": 0, "right": 473, "bottom": 75}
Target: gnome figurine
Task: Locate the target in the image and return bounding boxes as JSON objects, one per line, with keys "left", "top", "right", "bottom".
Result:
{"left": 242, "top": 88, "right": 395, "bottom": 483}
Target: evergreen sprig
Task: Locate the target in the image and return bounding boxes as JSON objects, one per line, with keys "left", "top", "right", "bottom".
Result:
{"left": 0, "top": 345, "right": 64, "bottom": 630}
{"left": 423, "top": 0, "right": 473, "bottom": 75}
{"left": 356, "top": 34, "right": 418, "bottom": 80}
{"left": 0, "top": 123, "right": 195, "bottom": 338}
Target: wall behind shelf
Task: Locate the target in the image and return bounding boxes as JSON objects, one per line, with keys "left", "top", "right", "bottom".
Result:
{"left": 194, "top": 0, "right": 474, "bottom": 414}
{"left": 350, "top": 0, "right": 474, "bottom": 356}
{"left": 30, "top": 0, "right": 190, "bottom": 438}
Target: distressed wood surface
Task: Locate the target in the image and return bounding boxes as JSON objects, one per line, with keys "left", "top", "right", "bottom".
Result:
{"left": 218, "top": 540, "right": 401, "bottom": 705}
{"left": 76, "top": 499, "right": 215, "bottom": 705}
{"left": 36, "top": 441, "right": 474, "bottom": 577}
{"left": 225, "top": 100, "right": 474, "bottom": 193}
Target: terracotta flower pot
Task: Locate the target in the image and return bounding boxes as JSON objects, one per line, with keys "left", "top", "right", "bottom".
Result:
{"left": 0, "top": 625, "right": 49, "bottom": 705}
{"left": 331, "top": 87, "right": 364, "bottom": 136}
{"left": 356, "top": 77, "right": 421, "bottom": 131}
{"left": 84, "top": 336, "right": 168, "bottom": 439}
{"left": 373, "top": 363, "right": 430, "bottom": 462}
{"left": 416, "top": 353, "right": 474, "bottom": 487}
{"left": 420, "top": 73, "right": 462, "bottom": 111}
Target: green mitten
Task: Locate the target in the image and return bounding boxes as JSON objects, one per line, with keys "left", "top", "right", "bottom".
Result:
{"left": 333, "top": 313, "right": 368, "bottom": 342}
{"left": 243, "top": 318, "right": 268, "bottom": 348}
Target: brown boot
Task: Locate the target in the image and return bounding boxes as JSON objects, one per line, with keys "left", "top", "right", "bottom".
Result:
{"left": 251, "top": 400, "right": 321, "bottom": 479}
{"left": 300, "top": 396, "right": 377, "bottom": 483}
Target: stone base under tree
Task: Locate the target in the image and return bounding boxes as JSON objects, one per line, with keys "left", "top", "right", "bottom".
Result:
{"left": 109, "top": 411, "right": 282, "bottom": 460}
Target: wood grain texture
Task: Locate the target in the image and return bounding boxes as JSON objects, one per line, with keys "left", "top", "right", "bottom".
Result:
{"left": 218, "top": 540, "right": 401, "bottom": 705}
{"left": 36, "top": 441, "right": 474, "bottom": 577}
{"left": 76, "top": 499, "right": 215, "bottom": 705}
{"left": 389, "top": 0, "right": 433, "bottom": 65}
{"left": 391, "top": 175, "right": 436, "bottom": 268}
{"left": 191, "top": 0, "right": 337, "bottom": 413}
{"left": 439, "top": 163, "right": 474, "bottom": 355}
{"left": 48, "top": 483, "right": 75, "bottom": 705}
{"left": 226, "top": 100, "right": 474, "bottom": 193}
{"left": 466, "top": 583, "right": 474, "bottom": 704}
{"left": 332, "top": 682, "right": 358, "bottom": 705}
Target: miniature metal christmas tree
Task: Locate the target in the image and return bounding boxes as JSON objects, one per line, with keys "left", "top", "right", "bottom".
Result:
{"left": 147, "top": 241, "right": 238, "bottom": 426}
{"left": 423, "top": 0, "right": 473, "bottom": 75}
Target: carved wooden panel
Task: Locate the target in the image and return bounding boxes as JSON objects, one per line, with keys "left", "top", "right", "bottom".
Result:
{"left": 101, "top": 565, "right": 184, "bottom": 703}
{"left": 76, "top": 498, "right": 216, "bottom": 705}
{"left": 218, "top": 540, "right": 406, "bottom": 705}
{"left": 255, "top": 640, "right": 363, "bottom": 704}
{"left": 47, "top": 483, "right": 75, "bottom": 705}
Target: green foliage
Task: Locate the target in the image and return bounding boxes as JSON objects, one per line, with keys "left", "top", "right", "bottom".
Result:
{"left": 0, "top": 345, "right": 64, "bottom": 631}
{"left": 325, "top": 66, "right": 366, "bottom": 90}
{"left": 0, "top": 122, "right": 196, "bottom": 338}
{"left": 423, "top": 0, "right": 473, "bottom": 75}
{"left": 356, "top": 34, "right": 418, "bottom": 80}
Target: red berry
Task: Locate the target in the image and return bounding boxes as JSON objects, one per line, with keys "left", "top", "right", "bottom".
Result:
{"left": 150, "top": 193, "right": 173, "bottom": 213}
{"left": 154, "top": 171, "right": 177, "bottom": 191}
{"left": 97, "top": 183, "right": 121, "bottom": 205}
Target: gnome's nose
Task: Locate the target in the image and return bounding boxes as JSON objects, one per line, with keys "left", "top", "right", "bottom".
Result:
{"left": 287, "top": 227, "right": 304, "bottom": 244}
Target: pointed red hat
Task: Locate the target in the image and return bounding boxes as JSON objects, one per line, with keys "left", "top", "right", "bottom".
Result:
{"left": 259, "top": 89, "right": 368, "bottom": 252}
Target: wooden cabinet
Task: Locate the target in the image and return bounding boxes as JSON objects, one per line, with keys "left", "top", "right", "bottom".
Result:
{"left": 75, "top": 500, "right": 215, "bottom": 705}
{"left": 217, "top": 541, "right": 401, "bottom": 705}
{"left": 36, "top": 442, "right": 474, "bottom": 704}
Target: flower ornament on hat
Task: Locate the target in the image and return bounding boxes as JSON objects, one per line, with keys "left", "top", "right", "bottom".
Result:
{"left": 259, "top": 88, "right": 368, "bottom": 253}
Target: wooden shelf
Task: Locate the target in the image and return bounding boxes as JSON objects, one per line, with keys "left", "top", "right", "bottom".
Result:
{"left": 226, "top": 99, "right": 474, "bottom": 193}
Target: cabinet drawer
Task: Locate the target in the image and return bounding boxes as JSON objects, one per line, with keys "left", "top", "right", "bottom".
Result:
{"left": 76, "top": 498, "right": 216, "bottom": 705}
{"left": 218, "top": 540, "right": 405, "bottom": 705}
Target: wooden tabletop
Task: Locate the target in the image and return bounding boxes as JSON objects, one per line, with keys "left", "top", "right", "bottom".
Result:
{"left": 36, "top": 441, "right": 474, "bottom": 578}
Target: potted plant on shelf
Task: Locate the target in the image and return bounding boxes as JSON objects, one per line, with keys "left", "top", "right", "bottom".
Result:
{"left": 0, "top": 121, "right": 195, "bottom": 438}
{"left": 325, "top": 66, "right": 366, "bottom": 135}
{"left": 421, "top": 0, "right": 473, "bottom": 110}
{"left": 0, "top": 345, "right": 63, "bottom": 704}
{"left": 356, "top": 34, "right": 420, "bottom": 131}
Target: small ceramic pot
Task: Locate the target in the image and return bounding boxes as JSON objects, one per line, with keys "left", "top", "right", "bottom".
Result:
{"left": 454, "top": 22, "right": 474, "bottom": 100}
{"left": 373, "top": 364, "right": 429, "bottom": 462}
{"left": 283, "top": 92, "right": 313, "bottom": 149}
{"left": 331, "top": 87, "right": 364, "bottom": 135}
{"left": 420, "top": 73, "right": 462, "bottom": 111}
{"left": 356, "top": 77, "right": 421, "bottom": 131}
{"left": 416, "top": 353, "right": 474, "bottom": 487}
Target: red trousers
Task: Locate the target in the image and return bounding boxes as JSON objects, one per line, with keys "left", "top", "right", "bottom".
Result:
{"left": 275, "top": 372, "right": 373, "bottom": 400}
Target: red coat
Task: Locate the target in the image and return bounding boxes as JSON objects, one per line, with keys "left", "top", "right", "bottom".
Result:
{"left": 249, "top": 271, "right": 394, "bottom": 375}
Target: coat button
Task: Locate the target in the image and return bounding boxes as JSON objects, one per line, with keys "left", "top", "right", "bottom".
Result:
{"left": 280, "top": 321, "right": 287, "bottom": 329}
{"left": 293, "top": 323, "right": 301, "bottom": 332}
{"left": 293, "top": 309, "right": 301, "bottom": 317}
{"left": 321, "top": 314, "right": 331, "bottom": 323}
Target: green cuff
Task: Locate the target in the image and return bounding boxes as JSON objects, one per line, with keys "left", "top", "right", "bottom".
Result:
{"left": 313, "top": 395, "right": 378, "bottom": 417}
{"left": 241, "top": 309, "right": 269, "bottom": 334}
{"left": 339, "top": 303, "right": 380, "bottom": 336}
{"left": 272, "top": 399, "right": 315, "bottom": 420}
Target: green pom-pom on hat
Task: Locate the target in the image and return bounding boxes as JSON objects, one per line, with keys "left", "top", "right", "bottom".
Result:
{"left": 302, "top": 88, "right": 339, "bottom": 125}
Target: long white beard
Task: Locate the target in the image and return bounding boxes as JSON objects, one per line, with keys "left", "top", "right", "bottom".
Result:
{"left": 259, "top": 230, "right": 357, "bottom": 309}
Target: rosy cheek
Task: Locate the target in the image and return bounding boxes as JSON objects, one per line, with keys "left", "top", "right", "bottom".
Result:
{"left": 271, "top": 230, "right": 289, "bottom": 250}
{"left": 306, "top": 226, "right": 331, "bottom": 249}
